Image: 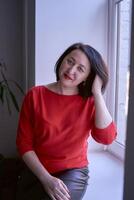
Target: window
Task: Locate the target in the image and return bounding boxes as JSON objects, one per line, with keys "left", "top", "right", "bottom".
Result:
{"left": 115, "top": 0, "right": 131, "bottom": 145}
{"left": 106, "top": 0, "right": 132, "bottom": 159}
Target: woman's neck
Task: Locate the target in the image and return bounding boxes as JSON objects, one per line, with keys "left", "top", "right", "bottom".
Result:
{"left": 56, "top": 81, "right": 78, "bottom": 95}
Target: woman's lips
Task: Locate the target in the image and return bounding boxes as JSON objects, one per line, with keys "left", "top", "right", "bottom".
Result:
{"left": 64, "top": 73, "right": 73, "bottom": 80}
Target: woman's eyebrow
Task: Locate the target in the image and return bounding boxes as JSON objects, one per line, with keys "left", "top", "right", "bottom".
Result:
{"left": 69, "top": 56, "right": 75, "bottom": 61}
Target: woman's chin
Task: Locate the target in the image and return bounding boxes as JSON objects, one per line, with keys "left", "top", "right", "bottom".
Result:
{"left": 59, "top": 80, "right": 76, "bottom": 88}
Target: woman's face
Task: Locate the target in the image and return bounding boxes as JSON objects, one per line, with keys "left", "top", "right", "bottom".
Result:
{"left": 58, "top": 49, "right": 91, "bottom": 88}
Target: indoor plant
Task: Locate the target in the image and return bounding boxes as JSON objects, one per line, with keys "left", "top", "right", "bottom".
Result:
{"left": 0, "top": 60, "right": 24, "bottom": 115}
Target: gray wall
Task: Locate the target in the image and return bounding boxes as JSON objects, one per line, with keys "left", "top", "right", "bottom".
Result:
{"left": 123, "top": 0, "right": 134, "bottom": 199}
{"left": 0, "top": 0, "right": 35, "bottom": 157}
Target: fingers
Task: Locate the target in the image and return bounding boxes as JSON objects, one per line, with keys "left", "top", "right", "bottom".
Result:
{"left": 60, "top": 181, "right": 70, "bottom": 193}
{"left": 50, "top": 194, "right": 57, "bottom": 200}
{"left": 54, "top": 180, "right": 71, "bottom": 200}
{"left": 56, "top": 187, "right": 71, "bottom": 200}
{"left": 55, "top": 191, "right": 70, "bottom": 200}
{"left": 43, "top": 176, "right": 71, "bottom": 200}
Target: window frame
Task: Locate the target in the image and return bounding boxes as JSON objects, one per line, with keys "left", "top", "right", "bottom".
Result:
{"left": 106, "top": 0, "right": 128, "bottom": 160}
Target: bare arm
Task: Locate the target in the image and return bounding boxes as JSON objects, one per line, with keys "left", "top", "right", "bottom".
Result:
{"left": 94, "top": 92, "right": 112, "bottom": 128}
{"left": 22, "top": 151, "right": 51, "bottom": 182}
{"left": 22, "top": 151, "right": 70, "bottom": 200}
{"left": 17, "top": 90, "right": 70, "bottom": 199}
{"left": 92, "top": 75, "right": 112, "bottom": 128}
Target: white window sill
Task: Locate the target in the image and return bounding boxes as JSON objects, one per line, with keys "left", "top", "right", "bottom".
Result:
{"left": 85, "top": 148, "right": 124, "bottom": 200}
{"left": 107, "top": 140, "right": 125, "bottom": 161}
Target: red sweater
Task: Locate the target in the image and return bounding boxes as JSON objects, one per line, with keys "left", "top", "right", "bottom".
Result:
{"left": 16, "top": 86, "right": 117, "bottom": 174}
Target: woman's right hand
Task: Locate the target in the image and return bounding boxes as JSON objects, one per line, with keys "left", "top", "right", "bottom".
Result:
{"left": 41, "top": 175, "right": 71, "bottom": 200}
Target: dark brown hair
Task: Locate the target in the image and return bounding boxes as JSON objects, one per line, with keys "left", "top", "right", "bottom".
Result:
{"left": 55, "top": 43, "right": 109, "bottom": 98}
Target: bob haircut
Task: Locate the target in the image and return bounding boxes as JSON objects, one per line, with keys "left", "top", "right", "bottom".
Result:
{"left": 55, "top": 43, "right": 109, "bottom": 99}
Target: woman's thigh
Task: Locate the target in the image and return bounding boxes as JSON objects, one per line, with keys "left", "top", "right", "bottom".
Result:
{"left": 55, "top": 167, "right": 89, "bottom": 200}
{"left": 16, "top": 166, "right": 89, "bottom": 200}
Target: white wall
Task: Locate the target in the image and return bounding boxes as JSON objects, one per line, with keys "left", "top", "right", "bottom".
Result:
{"left": 36, "top": 0, "right": 108, "bottom": 85}
{"left": 35, "top": 0, "right": 108, "bottom": 151}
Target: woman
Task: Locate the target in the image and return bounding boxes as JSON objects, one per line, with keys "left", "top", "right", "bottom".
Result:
{"left": 16, "top": 43, "right": 117, "bottom": 200}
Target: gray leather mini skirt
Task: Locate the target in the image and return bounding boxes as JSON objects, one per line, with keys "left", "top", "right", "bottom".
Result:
{"left": 16, "top": 166, "right": 89, "bottom": 200}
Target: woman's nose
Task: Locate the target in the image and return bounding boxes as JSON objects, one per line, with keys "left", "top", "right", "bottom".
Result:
{"left": 68, "top": 66, "right": 76, "bottom": 74}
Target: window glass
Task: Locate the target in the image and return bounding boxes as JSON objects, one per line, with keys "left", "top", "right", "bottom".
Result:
{"left": 115, "top": 0, "right": 132, "bottom": 145}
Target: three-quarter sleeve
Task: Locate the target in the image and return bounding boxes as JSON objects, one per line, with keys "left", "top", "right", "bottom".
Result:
{"left": 16, "top": 90, "right": 35, "bottom": 156}
{"left": 90, "top": 110, "right": 117, "bottom": 145}
{"left": 91, "top": 121, "right": 117, "bottom": 144}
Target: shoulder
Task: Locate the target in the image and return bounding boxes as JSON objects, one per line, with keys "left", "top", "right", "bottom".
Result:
{"left": 21, "top": 85, "right": 46, "bottom": 107}
{"left": 26, "top": 85, "right": 46, "bottom": 95}
{"left": 44, "top": 82, "right": 57, "bottom": 93}
{"left": 24, "top": 82, "right": 56, "bottom": 98}
{"left": 28, "top": 82, "right": 57, "bottom": 93}
{"left": 22, "top": 85, "right": 45, "bottom": 102}
{"left": 29, "top": 85, "right": 44, "bottom": 92}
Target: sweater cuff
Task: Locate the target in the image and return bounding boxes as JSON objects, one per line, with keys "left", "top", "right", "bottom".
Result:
{"left": 91, "top": 121, "right": 117, "bottom": 144}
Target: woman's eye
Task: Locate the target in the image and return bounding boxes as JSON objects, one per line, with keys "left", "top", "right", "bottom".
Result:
{"left": 67, "top": 59, "right": 74, "bottom": 65}
{"left": 78, "top": 66, "right": 84, "bottom": 72}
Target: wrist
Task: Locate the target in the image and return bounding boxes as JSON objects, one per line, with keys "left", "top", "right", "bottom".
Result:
{"left": 93, "top": 91, "right": 102, "bottom": 98}
{"left": 39, "top": 171, "right": 52, "bottom": 184}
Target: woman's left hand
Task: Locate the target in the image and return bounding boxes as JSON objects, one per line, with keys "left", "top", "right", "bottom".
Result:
{"left": 92, "top": 75, "right": 103, "bottom": 95}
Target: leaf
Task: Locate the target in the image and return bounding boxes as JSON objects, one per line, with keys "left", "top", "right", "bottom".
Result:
{"left": 1, "top": 70, "right": 9, "bottom": 87}
{"left": 0, "top": 61, "right": 24, "bottom": 114}
{"left": 9, "top": 80, "right": 25, "bottom": 95}
{"left": 0, "top": 85, "right": 4, "bottom": 104}
{"left": 5, "top": 88, "right": 12, "bottom": 115}
{"left": 7, "top": 88, "right": 20, "bottom": 112}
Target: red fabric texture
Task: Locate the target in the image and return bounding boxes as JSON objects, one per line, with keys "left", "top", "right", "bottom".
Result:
{"left": 16, "top": 86, "right": 117, "bottom": 174}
